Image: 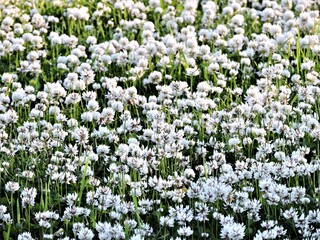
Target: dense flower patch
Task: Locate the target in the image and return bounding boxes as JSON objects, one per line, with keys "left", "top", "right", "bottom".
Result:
{"left": 0, "top": 0, "right": 320, "bottom": 239}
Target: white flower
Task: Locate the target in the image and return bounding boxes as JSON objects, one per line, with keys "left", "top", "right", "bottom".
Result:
{"left": 220, "top": 222, "right": 246, "bottom": 240}
{"left": 2, "top": 73, "right": 17, "bottom": 83}
{"left": 231, "top": 14, "right": 244, "bottom": 27}
{"left": 184, "top": 168, "right": 195, "bottom": 179}
{"left": 186, "top": 67, "right": 200, "bottom": 76}
{"left": 5, "top": 181, "right": 20, "bottom": 192}
{"left": 228, "top": 137, "right": 240, "bottom": 146}
{"left": 20, "top": 187, "right": 37, "bottom": 207}
{"left": 86, "top": 36, "right": 97, "bottom": 45}
{"left": 177, "top": 226, "right": 193, "bottom": 236}
{"left": 18, "top": 232, "right": 35, "bottom": 240}
{"left": 72, "top": 126, "right": 89, "bottom": 145}
{"left": 81, "top": 111, "right": 93, "bottom": 122}
{"left": 78, "top": 227, "right": 94, "bottom": 240}
{"left": 130, "top": 234, "right": 144, "bottom": 240}
{"left": 66, "top": 7, "right": 90, "bottom": 21}
{"left": 87, "top": 100, "right": 99, "bottom": 111}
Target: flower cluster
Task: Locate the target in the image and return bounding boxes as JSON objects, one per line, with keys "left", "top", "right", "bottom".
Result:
{"left": 0, "top": 0, "right": 320, "bottom": 239}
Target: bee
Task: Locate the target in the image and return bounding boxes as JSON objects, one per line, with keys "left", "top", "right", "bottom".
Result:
{"left": 182, "top": 187, "right": 188, "bottom": 193}
{"left": 227, "top": 194, "right": 235, "bottom": 203}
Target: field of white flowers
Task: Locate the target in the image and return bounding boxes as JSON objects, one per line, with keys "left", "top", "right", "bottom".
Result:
{"left": 1, "top": 0, "right": 320, "bottom": 239}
